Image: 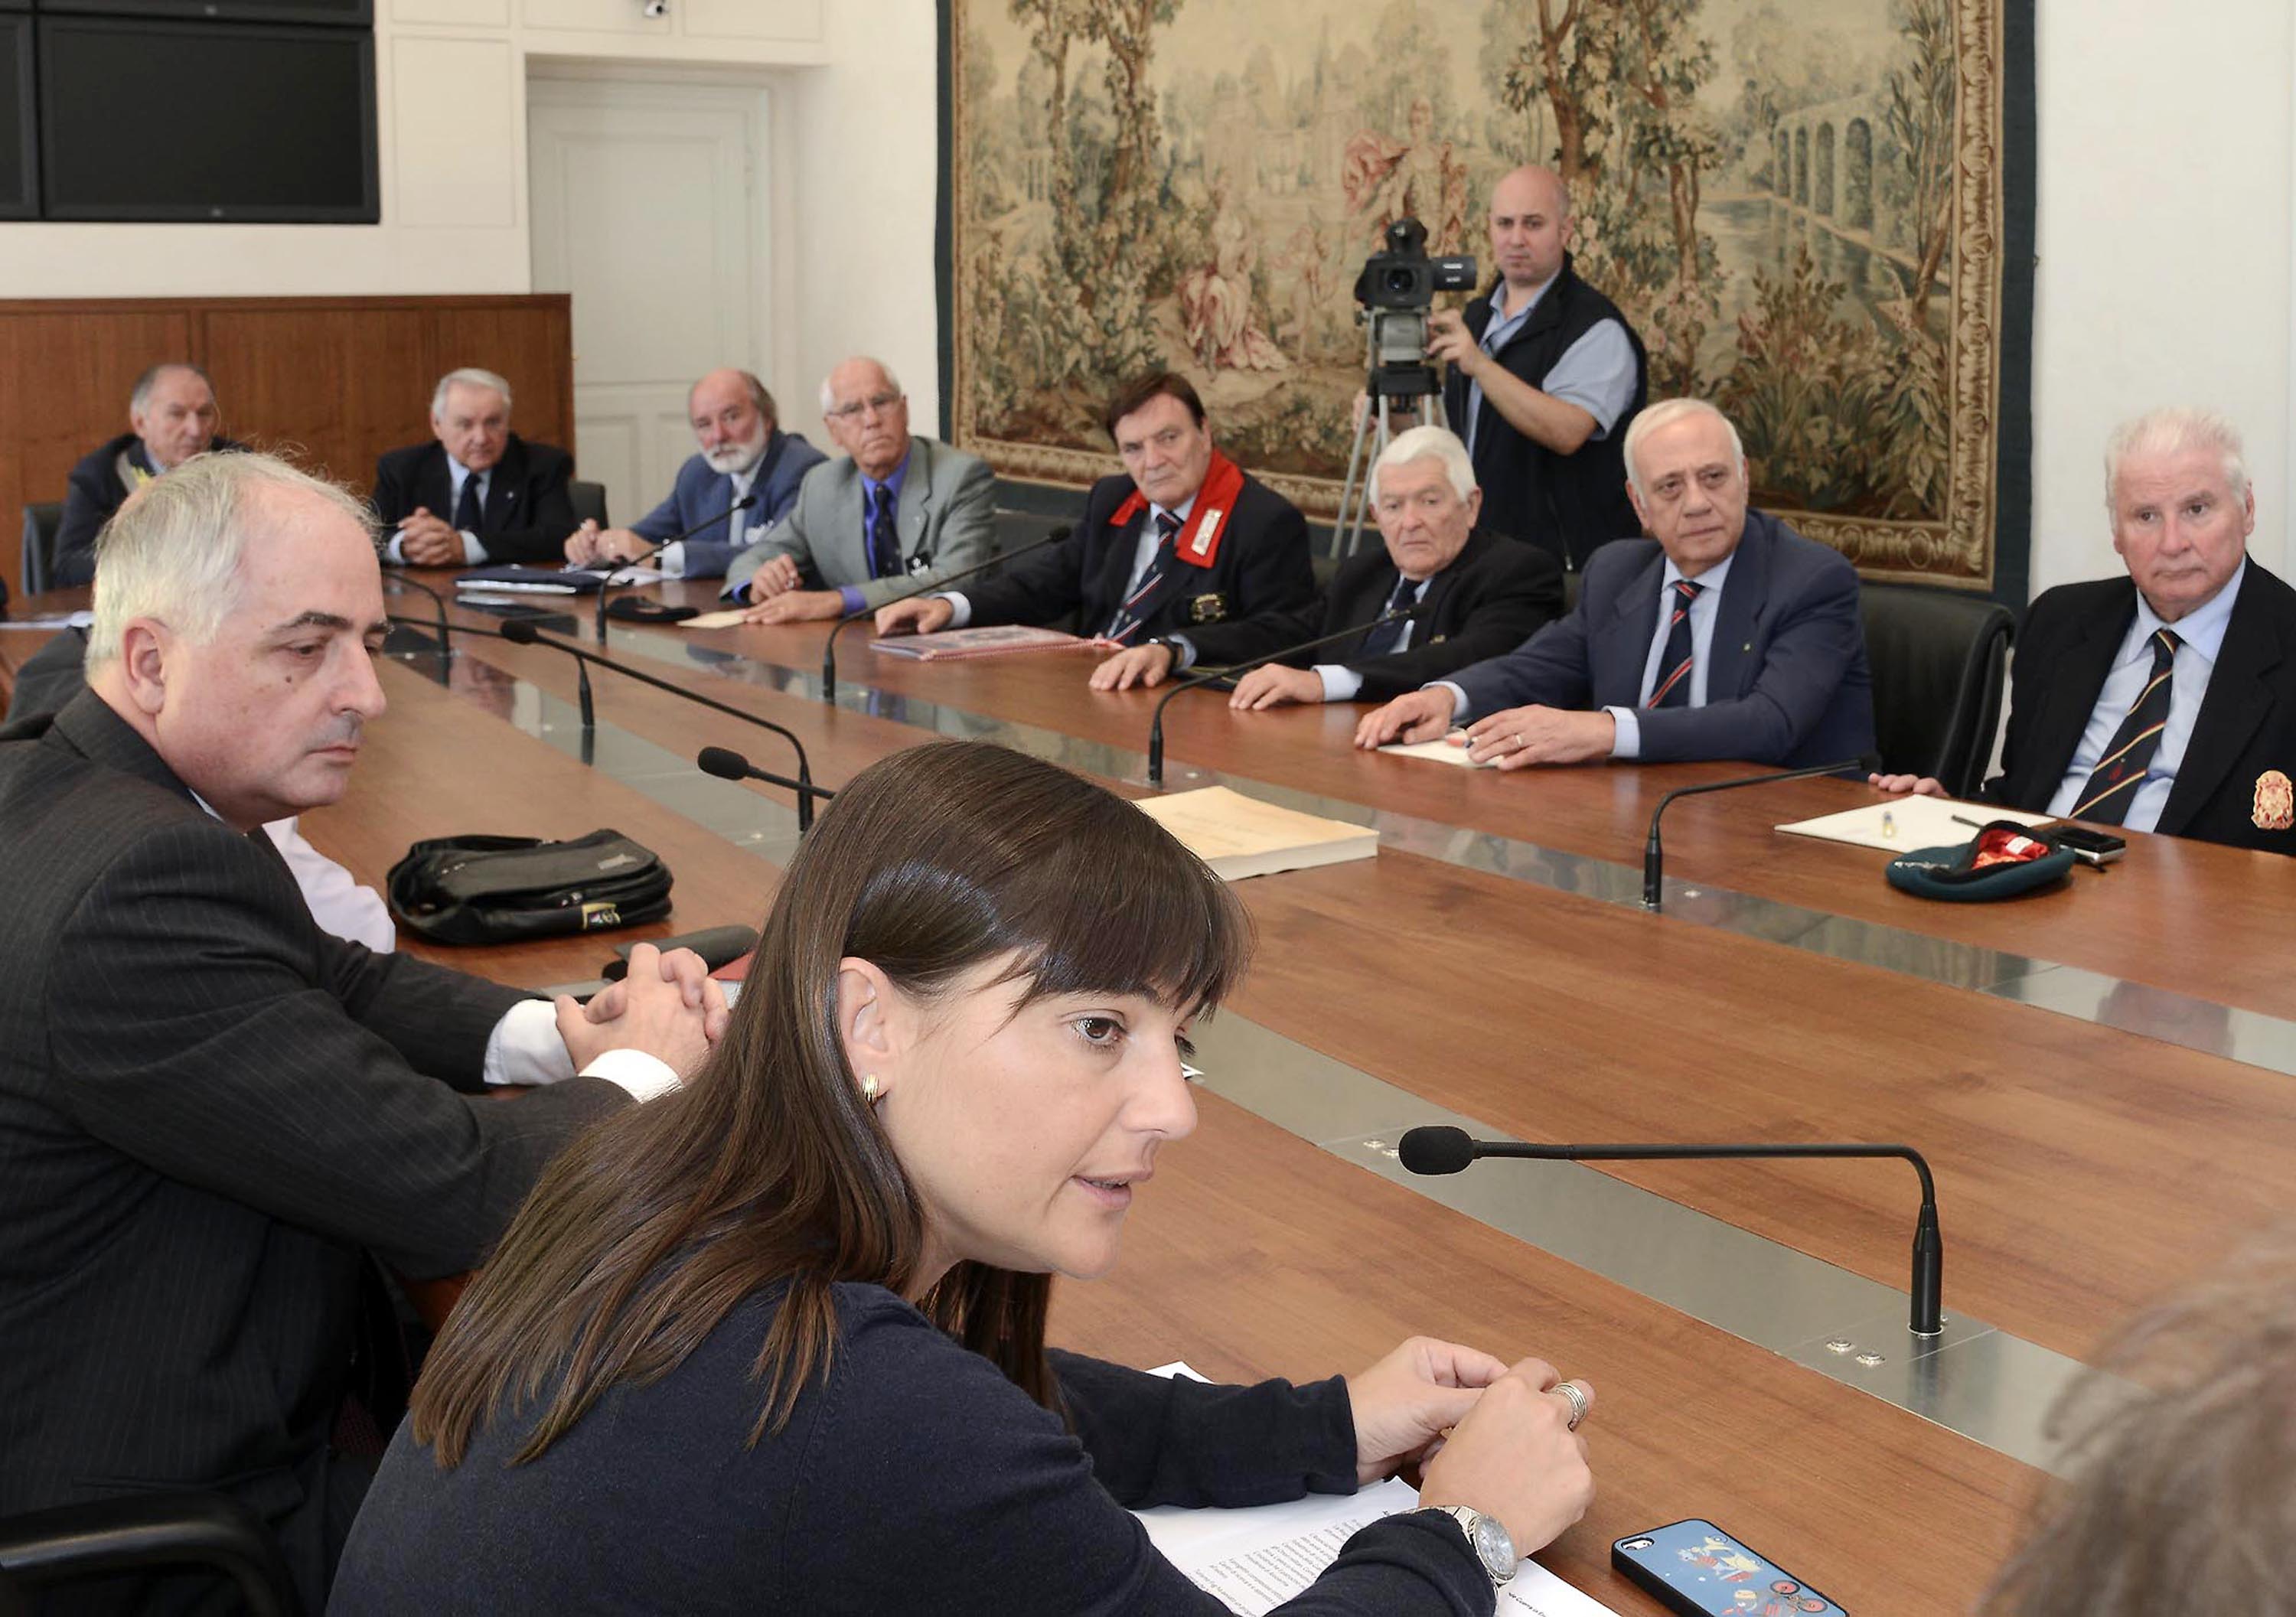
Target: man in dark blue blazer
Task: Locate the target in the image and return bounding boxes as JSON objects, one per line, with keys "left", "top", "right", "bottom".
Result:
{"left": 54, "top": 363, "right": 244, "bottom": 588}
{"left": 1357, "top": 398, "right": 1874, "bottom": 770}
{"left": 872, "top": 372, "right": 1318, "bottom": 660}
{"left": 373, "top": 368, "right": 580, "bottom": 567}
{"left": 563, "top": 368, "right": 824, "bottom": 579}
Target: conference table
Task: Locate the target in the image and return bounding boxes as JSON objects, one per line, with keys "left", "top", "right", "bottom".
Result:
{"left": 15, "top": 567, "right": 2296, "bottom": 1614}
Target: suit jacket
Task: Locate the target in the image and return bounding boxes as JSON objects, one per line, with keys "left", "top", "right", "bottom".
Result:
{"left": 0, "top": 692, "right": 627, "bottom": 1612}
{"left": 54, "top": 433, "right": 249, "bottom": 588}
{"left": 372, "top": 435, "right": 580, "bottom": 566}
{"left": 960, "top": 469, "right": 1318, "bottom": 641}
{"left": 1450, "top": 510, "right": 1876, "bottom": 768}
{"left": 1986, "top": 562, "right": 2296, "bottom": 853}
{"left": 723, "top": 437, "right": 996, "bottom": 608}
{"left": 1179, "top": 527, "right": 1565, "bottom": 703}
{"left": 5, "top": 624, "right": 91, "bottom": 725}
{"left": 630, "top": 430, "right": 828, "bottom": 579}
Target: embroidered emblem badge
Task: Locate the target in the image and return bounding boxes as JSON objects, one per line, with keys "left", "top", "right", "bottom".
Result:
{"left": 1189, "top": 592, "right": 1227, "bottom": 624}
{"left": 2254, "top": 769, "right": 2294, "bottom": 831}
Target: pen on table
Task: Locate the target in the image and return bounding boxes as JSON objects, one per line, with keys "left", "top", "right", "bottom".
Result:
{"left": 1952, "top": 814, "right": 1987, "bottom": 830}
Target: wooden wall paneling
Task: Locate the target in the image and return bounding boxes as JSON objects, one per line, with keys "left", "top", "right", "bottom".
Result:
{"left": 0, "top": 307, "right": 193, "bottom": 591}
{"left": 198, "top": 306, "right": 440, "bottom": 499}
{"left": 426, "top": 298, "right": 578, "bottom": 464}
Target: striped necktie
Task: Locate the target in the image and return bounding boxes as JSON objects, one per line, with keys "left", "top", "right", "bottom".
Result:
{"left": 1104, "top": 510, "right": 1181, "bottom": 643}
{"left": 1357, "top": 574, "right": 1420, "bottom": 660}
{"left": 1646, "top": 579, "right": 1702, "bottom": 709}
{"left": 2070, "top": 628, "right": 2181, "bottom": 824}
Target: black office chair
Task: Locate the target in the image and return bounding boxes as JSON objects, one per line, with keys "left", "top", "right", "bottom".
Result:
{"left": 20, "top": 503, "right": 63, "bottom": 598}
{"left": 0, "top": 1491, "right": 301, "bottom": 1616}
{"left": 567, "top": 481, "right": 608, "bottom": 529}
{"left": 1860, "top": 582, "right": 2014, "bottom": 797}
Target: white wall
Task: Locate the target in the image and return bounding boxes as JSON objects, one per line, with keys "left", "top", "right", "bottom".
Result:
{"left": 2030, "top": 0, "right": 2294, "bottom": 594}
{"left": 1, "top": 0, "right": 2286, "bottom": 603}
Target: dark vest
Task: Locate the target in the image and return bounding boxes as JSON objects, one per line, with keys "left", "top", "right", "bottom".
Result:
{"left": 1441, "top": 253, "right": 1648, "bottom": 569}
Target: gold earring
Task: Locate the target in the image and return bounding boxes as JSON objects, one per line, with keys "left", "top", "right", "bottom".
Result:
{"left": 860, "top": 1074, "right": 881, "bottom": 1107}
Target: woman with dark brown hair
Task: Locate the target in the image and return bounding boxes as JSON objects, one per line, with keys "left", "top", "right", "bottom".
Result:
{"left": 330, "top": 740, "right": 1594, "bottom": 1615}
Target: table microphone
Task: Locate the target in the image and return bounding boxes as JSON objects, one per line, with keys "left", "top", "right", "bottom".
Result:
{"left": 1642, "top": 754, "right": 1879, "bottom": 909}
{"left": 1146, "top": 605, "right": 1430, "bottom": 786}
{"left": 1397, "top": 1125, "right": 1944, "bottom": 1337}
{"left": 591, "top": 494, "right": 756, "bottom": 643}
{"left": 821, "top": 523, "right": 1073, "bottom": 704}
{"left": 696, "top": 745, "right": 837, "bottom": 831}
{"left": 495, "top": 618, "right": 820, "bottom": 825}
{"left": 385, "top": 573, "right": 454, "bottom": 653}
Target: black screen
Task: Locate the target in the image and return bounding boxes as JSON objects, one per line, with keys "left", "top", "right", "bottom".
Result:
{"left": 38, "top": 16, "right": 374, "bottom": 220}
{"left": 38, "top": 0, "right": 370, "bottom": 22}
{"left": 0, "top": 18, "right": 30, "bottom": 217}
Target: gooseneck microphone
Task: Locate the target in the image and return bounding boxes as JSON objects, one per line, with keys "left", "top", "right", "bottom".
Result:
{"left": 821, "top": 523, "right": 1073, "bottom": 705}
{"left": 1146, "top": 605, "right": 1429, "bottom": 786}
{"left": 1398, "top": 1125, "right": 1944, "bottom": 1337}
{"left": 592, "top": 494, "right": 756, "bottom": 644}
{"left": 385, "top": 574, "right": 455, "bottom": 654}
{"left": 696, "top": 746, "right": 837, "bottom": 830}
{"left": 496, "top": 617, "right": 821, "bottom": 829}
{"left": 1642, "top": 754, "right": 1877, "bottom": 909}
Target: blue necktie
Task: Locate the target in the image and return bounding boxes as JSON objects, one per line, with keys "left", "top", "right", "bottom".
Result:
{"left": 868, "top": 484, "right": 899, "bottom": 579}
{"left": 454, "top": 472, "right": 484, "bottom": 534}
{"left": 1357, "top": 575, "right": 1420, "bottom": 660}
{"left": 1647, "top": 579, "right": 1701, "bottom": 709}
{"left": 2070, "top": 628, "right": 2181, "bottom": 825}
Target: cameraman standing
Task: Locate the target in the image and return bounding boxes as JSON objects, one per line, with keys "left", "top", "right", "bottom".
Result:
{"left": 1431, "top": 165, "right": 1647, "bottom": 569}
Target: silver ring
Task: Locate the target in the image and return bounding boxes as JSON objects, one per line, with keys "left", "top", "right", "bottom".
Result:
{"left": 1514, "top": 733, "right": 1525, "bottom": 749}
{"left": 1555, "top": 1379, "right": 1589, "bottom": 1430}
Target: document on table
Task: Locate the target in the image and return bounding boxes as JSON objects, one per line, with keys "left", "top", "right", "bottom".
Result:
{"left": 0, "top": 611, "right": 92, "bottom": 630}
{"left": 1136, "top": 1365, "right": 1618, "bottom": 1615}
{"left": 677, "top": 608, "right": 752, "bottom": 629}
{"left": 1377, "top": 733, "right": 1493, "bottom": 769}
{"left": 1777, "top": 794, "right": 2050, "bottom": 852}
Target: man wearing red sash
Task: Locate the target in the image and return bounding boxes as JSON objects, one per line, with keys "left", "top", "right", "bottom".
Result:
{"left": 874, "top": 373, "right": 1317, "bottom": 661}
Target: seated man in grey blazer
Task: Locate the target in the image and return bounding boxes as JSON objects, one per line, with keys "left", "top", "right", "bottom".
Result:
{"left": 726, "top": 355, "right": 996, "bottom": 623}
{"left": 0, "top": 452, "right": 725, "bottom": 1614}
{"left": 1355, "top": 397, "right": 1874, "bottom": 770}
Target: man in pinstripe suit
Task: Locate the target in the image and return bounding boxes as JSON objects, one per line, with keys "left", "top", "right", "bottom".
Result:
{"left": 0, "top": 455, "right": 723, "bottom": 1612}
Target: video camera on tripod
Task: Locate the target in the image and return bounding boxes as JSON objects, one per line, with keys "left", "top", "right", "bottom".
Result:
{"left": 1351, "top": 217, "right": 1476, "bottom": 402}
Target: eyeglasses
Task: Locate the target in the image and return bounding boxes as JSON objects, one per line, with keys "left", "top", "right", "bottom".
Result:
{"left": 824, "top": 391, "right": 904, "bottom": 422}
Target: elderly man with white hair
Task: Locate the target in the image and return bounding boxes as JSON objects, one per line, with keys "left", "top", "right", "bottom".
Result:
{"left": 1357, "top": 396, "right": 1874, "bottom": 769}
{"left": 0, "top": 451, "right": 725, "bottom": 1613}
{"left": 373, "top": 366, "right": 581, "bottom": 566}
{"left": 725, "top": 355, "right": 996, "bottom": 623}
{"left": 1874, "top": 407, "right": 2296, "bottom": 853}
{"left": 1090, "top": 425, "right": 1565, "bottom": 706}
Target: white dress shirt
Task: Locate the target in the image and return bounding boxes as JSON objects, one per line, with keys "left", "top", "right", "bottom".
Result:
{"left": 385, "top": 456, "right": 491, "bottom": 566}
{"left": 2047, "top": 560, "right": 2246, "bottom": 831}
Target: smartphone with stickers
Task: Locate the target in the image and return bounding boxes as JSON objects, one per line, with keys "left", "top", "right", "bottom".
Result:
{"left": 1612, "top": 1521, "right": 1848, "bottom": 1615}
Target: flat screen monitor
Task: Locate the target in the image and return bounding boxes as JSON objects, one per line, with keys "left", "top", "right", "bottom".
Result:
{"left": 0, "top": 17, "right": 30, "bottom": 217}
{"left": 37, "top": 15, "right": 376, "bottom": 222}
{"left": 38, "top": 0, "right": 370, "bottom": 23}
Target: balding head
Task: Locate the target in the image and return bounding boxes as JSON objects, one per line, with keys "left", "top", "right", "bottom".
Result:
{"left": 689, "top": 368, "right": 775, "bottom": 474}
{"left": 1487, "top": 166, "right": 1572, "bottom": 295}
{"left": 129, "top": 363, "right": 220, "bottom": 472}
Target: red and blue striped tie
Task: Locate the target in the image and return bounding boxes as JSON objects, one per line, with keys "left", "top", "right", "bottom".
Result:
{"left": 2070, "top": 628, "right": 2180, "bottom": 824}
{"left": 1646, "top": 579, "right": 1702, "bottom": 709}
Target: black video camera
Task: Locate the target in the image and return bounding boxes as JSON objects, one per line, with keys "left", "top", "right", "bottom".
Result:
{"left": 1352, "top": 217, "right": 1476, "bottom": 311}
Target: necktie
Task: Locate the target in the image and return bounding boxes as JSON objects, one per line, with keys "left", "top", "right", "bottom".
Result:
{"left": 868, "top": 484, "right": 900, "bottom": 579}
{"left": 1104, "top": 510, "right": 1182, "bottom": 643}
{"left": 1646, "top": 579, "right": 1702, "bottom": 708}
{"left": 2070, "top": 628, "right": 2181, "bottom": 824}
{"left": 453, "top": 472, "right": 484, "bottom": 534}
{"left": 1356, "top": 575, "right": 1420, "bottom": 660}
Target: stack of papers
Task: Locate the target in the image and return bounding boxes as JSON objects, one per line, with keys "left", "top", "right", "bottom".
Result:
{"left": 1377, "top": 732, "right": 1493, "bottom": 769}
{"left": 871, "top": 624, "right": 1103, "bottom": 660}
{"left": 1133, "top": 787, "right": 1378, "bottom": 881}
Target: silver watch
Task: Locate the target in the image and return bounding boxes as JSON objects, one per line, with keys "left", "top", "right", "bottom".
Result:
{"left": 1427, "top": 1505, "right": 1519, "bottom": 1586}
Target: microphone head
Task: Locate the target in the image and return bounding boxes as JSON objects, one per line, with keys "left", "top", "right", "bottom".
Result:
{"left": 498, "top": 618, "right": 540, "bottom": 645}
{"left": 1045, "top": 523, "right": 1073, "bottom": 544}
{"left": 1397, "top": 1125, "right": 1476, "bottom": 1175}
{"left": 1856, "top": 751, "right": 1883, "bottom": 776}
{"left": 730, "top": 492, "right": 757, "bottom": 512}
{"left": 696, "top": 745, "right": 752, "bottom": 781}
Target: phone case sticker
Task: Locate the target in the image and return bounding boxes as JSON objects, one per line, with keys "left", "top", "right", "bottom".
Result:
{"left": 1616, "top": 1521, "right": 1844, "bottom": 1615}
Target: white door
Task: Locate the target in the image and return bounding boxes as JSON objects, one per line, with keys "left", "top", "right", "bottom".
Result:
{"left": 528, "top": 78, "right": 769, "bottom": 527}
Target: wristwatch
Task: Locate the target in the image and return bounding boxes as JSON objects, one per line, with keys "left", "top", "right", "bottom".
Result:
{"left": 1423, "top": 1505, "right": 1519, "bottom": 1586}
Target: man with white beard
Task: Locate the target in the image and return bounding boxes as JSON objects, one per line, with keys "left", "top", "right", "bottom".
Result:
{"left": 565, "top": 368, "right": 826, "bottom": 579}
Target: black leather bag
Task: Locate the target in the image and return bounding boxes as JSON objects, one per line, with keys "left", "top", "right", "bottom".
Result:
{"left": 386, "top": 830, "right": 672, "bottom": 944}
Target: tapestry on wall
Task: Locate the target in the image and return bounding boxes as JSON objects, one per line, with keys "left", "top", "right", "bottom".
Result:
{"left": 944, "top": 0, "right": 2033, "bottom": 591}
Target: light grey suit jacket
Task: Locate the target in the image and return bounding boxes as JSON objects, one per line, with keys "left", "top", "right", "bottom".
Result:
{"left": 723, "top": 435, "right": 997, "bottom": 608}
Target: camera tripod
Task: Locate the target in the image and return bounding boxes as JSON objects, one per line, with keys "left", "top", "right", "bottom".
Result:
{"left": 1334, "top": 331, "right": 1450, "bottom": 557}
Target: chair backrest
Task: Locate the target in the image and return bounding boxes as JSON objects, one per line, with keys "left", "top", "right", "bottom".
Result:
{"left": 0, "top": 1489, "right": 300, "bottom": 1617}
{"left": 21, "top": 503, "right": 62, "bottom": 597}
{"left": 1860, "top": 582, "right": 2015, "bottom": 797}
{"left": 567, "top": 480, "right": 608, "bottom": 528}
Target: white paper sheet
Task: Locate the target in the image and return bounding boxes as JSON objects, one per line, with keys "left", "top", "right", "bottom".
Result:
{"left": 0, "top": 611, "right": 92, "bottom": 630}
{"left": 1777, "top": 794, "right": 2050, "bottom": 852}
{"left": 1376, "top": 733, "right": 1493, "bottom": 768}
